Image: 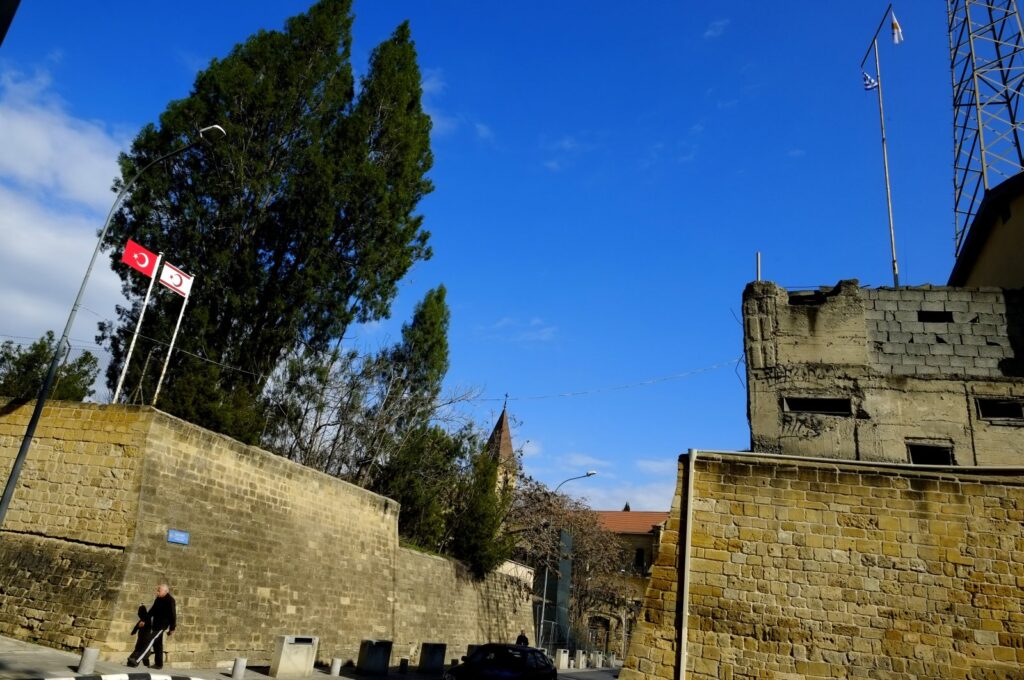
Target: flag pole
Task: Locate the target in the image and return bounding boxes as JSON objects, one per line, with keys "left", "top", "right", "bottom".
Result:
{"left": 113, "top": 253, "right": 162, "bottom": 404}
{"left": 152, "top": 290, "right": 190, "bottom": 407}
{"left": 873, "top": 37, "right": 900, "bottom": 288}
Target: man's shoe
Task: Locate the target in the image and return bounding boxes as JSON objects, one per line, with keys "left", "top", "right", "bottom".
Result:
{"left": 152, "top": 665, "right": 163, "bottom": 670}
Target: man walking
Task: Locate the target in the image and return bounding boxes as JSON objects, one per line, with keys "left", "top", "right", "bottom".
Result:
{"left": 143, "top": 583, "right": 177, "bottom": 669}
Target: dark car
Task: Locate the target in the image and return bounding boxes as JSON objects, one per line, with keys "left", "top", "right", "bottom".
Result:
{"left": 443, "top": 644, "right": 557, "bottom": 680}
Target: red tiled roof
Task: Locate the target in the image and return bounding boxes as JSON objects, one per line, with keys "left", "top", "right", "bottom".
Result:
{"left": 595, "top": 511, "right": 669, "bottom": 534}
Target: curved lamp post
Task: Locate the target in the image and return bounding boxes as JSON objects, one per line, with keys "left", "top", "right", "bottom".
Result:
{"left": 0, "top": 125, "right": 227, "bottom": 529}
{"left": 538, "top": 470, "right": 597, "bottom": 649}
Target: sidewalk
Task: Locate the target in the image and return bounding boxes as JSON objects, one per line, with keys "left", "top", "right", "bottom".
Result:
{"left": 0, "top": 636, "right": 443, "bottom": 680}
{"left": 0, "top": 636, "right": 619, "bottom": 680}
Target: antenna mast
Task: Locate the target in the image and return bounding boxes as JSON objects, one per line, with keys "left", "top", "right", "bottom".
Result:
{"left": 949, "top": 0, "right": 1024, "bottom": 254}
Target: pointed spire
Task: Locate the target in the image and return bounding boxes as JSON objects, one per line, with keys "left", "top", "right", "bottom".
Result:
{"left": 623, "top": 502, "right": 631, "bottom": 512}
{"left": 486, "top": 406, "right": 515, "bottom": 468}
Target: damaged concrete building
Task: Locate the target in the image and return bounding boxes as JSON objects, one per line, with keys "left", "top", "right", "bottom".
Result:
{"left": 743, "top": 279, "right": 1024, "bottom": 465}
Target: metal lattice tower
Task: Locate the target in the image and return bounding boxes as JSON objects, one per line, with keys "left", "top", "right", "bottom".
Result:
{"left": 949, "top": 0, "right": 1024, "bottom": 255}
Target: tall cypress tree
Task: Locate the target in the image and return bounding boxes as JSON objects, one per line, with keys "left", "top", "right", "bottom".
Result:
{"left": 99, "top": 2, "right": 433, "bottom": 443}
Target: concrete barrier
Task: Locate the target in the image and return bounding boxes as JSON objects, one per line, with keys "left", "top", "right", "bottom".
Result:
{"left": 329, "top": 658, "right": 343, "bottom": 676}
{"left": 357, "top": 639, "right": 393, "bottom": 676}
{"left": 555, "top": 649, "right": 570, "bottom": 670}
{"left": 589, "top": 651, "right": 604, "bottom": 668}
{"left": 466, "top": 643, "right": 480, "bottom": 659}
{"left": 231, "top": 657, "right": 247, "bottom": 680}
{"left": 419, "top": 643, "right": 447, "bottom": 673}
{"left": 574, "top": 650, "right": 586, "bottom": 669}
{"left": 270, "top": 635, "right": 319, "bottom": 678}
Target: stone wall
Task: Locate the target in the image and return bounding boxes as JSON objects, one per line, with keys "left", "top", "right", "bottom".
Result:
{"left": 0, "top": 401, "right": 532, "bottom": 668}
{"left": 744, "top": 280, "right": 1024, "bottom": 465}
{"left": 394, "top": 549, "right": 532, "bottom": 663}
{"left": 620, "top": 451, "right": 1024, "bottom": 680}
{"left": 0, "top": 402, "right": 149, "bottom": 649}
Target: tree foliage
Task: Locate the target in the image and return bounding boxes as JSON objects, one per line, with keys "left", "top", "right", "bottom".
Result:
{"left": 0, "top": 332, "right": 100, "bottom": 402}
{"left": 99, "top": 0, "right": 433, "bottom": 443}
{"left": 505, "top": 475, "right": 633, "bottom": 632}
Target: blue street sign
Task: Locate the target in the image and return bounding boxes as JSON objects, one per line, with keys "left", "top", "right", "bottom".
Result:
{"left": 167, "top": 529, "right": 190, "bottom": 545}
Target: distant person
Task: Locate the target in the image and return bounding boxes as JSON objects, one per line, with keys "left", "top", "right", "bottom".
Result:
{"left": 143, "top": 583, "right": 177, "bottom": 669}
{"left": 515, "top": 630, "right": 529, "bottom": 646}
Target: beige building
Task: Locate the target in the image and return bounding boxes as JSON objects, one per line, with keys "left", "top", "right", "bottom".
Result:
{"left": 743, "top": 279, "right": 1024, "bottom": 465}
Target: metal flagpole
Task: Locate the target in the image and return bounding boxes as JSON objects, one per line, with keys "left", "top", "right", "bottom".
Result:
{"left": 152, "top": 289, "right": 190, "bottom": 407}
{"left": 860, "top": 3, "right": 900, "bottom": 288}
{"left": 113, "top": 253, "right": 163, "bottom": 404}
{"left": 873, "top": 37, "right": 900, "bottom": 288}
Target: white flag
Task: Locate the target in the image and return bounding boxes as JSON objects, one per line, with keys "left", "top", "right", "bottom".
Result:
{"left": 159, "top": 261, "right": 194, "bottom": 297}
{"left": 892, "top": 11, "right": 904, "bottom": 45}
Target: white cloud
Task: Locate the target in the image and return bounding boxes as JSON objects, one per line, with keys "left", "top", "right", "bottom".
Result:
{"left": 0, "top": 67, "right": 127, "bottom": 397}
{"left": 522, "top": 440, "right": 542, "bottom": 457}
{"left": 578, "top": 480, "right": 676, "bottom": 511}
{"left": 421, "top": 68, "right": 446, "bottom": 96}
{"left": 543, "top": 159, "right": 561, "bottom": 172}
{"left": 636, "top": 458, "right": 678, "bottom": 475}
{"left": 704, "top": 19, "right": 730, "bottom": 39}
{"left": 474, "top": 122, "right": 494, "bottom": 141}
{"left": 479, "top": 316, "right": 558, "bottom": 343}
{"left": 0, "top": 69, "right": 125, "bottom": 212}
{"left": 565, "top": 452, "right": 610, "bottom": 469}
{"left": 787, "top": 148, "right": 806, "bottom": 158}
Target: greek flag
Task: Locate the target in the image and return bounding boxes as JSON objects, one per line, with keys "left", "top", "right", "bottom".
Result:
{"left": 863, "top": 71, "right": 879, "bottom": 91}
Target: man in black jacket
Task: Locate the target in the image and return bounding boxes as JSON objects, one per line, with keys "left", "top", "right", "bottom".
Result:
{"left": 143, "top": 584, "right": 177, "bottom": 669}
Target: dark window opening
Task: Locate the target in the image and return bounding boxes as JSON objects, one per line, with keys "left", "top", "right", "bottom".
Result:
{"left": 907, "top": 443, "right": 954, "bottom": 466}
{"left": 783, "top": 397, "right": 852, "bottom": 416}
{"left": 788, "top": 291, "right": 828, "bottom": 306}
{"left": 976, "top": 398, "right": 1024, "bottom": 420}
{"left": 918, "top": 310, "right": 954, "bottom": 323}
{"left": 634, "top": 548, "right": 645, "bottom": 572}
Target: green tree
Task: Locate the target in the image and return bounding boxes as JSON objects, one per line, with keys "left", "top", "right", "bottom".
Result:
{"left": 449, "top": 448, "right": 514, "bottom": 577}
{"left": 0, "top": 332, "right": 99, "bottom": 401}
{"left": 99, "top": 0, "right": 433, "bottom": 443}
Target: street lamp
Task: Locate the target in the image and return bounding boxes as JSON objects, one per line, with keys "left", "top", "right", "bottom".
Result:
{"left": 0, "top": 125, "right": 227, "bottom": 529}
{"left": 537, "top": 470, "right": 597, "bottom": 650}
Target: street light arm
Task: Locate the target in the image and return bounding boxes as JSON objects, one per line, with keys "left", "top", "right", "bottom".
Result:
{"left": 0, "top": 126, "right": 225, "bottom": 529}
{"left": 553, "top": 470, "right": 597, "bottom": 493}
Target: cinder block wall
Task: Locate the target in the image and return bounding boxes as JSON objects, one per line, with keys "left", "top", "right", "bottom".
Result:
{"left": 0, "top": 402, "right": 532, "bottom": 668}
{"left": 743, "top": 280, "right": 1024, "bottom": 465}
{"left": 621, "top": 452, "right": 1024, "bottom": 680}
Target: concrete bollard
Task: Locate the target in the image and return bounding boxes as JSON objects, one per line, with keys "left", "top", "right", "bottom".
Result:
{"left": 329, "top": 658, "right": 343, "bottom": 676}
{"left": 589, "top": 651, "right": 603, "bottom": 668}
{"left": 78, "top": 647, "right": 100, "bottom": 675}
{"left": 418, "top": 643, "right": 447, "bottom": 673}
{"left": 555, "top": 649, "right": 570, "bottom": 670}
{"left": 231, "top": 657, "right": 248, "bottom": 680}
{"left": 574, "top": 650, "right": 586, "bottom": 669}
{"left": 357, "top": 640, "right": 393, "bottom": 676}
{"left": 399, "top": 658, "right": 409, "bottom": 673}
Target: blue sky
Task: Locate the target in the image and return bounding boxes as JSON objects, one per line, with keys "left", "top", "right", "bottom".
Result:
{"left": 0, "top": 3, "right": 956, "bottom": 509}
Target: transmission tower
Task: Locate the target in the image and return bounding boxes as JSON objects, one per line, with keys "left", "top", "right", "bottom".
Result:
{"left": 948, "top": 0, "right": 1024, "bottom": 255}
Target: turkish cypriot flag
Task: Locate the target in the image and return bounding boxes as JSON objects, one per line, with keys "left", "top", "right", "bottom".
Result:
{"left": 159, "top": 261, "right": 194, "bottom": 297}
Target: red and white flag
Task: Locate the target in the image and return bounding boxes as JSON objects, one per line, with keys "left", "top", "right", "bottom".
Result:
{"left": 159, "top": 261, "right": 194, "bottom": 297}
{"left": 121, "top": 239, "right": 158, "bottom": 278}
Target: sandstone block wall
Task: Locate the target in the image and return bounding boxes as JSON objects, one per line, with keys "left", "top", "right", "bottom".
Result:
{"left": 621, "top": 451, "right": 1024, "bottom": 680}
{"left": 0, "top": 402, "right": 150, "bottom": 649}
{"left": 394, "top": 549, "right": 533, "bottom": 663}
{"left": 743, "top": 280, "right": 1024, "bottom": 465}
{"left": 0, "top": 402, "right": 532, "bottom": 668}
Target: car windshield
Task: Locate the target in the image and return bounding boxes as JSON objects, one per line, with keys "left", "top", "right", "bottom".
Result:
{"left": 467, "top": 645, "right": 527, "bottom": 666}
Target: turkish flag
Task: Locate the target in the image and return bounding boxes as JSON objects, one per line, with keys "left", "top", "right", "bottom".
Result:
{"left": 121, "top": 239, "right": 158, "bottom": 278}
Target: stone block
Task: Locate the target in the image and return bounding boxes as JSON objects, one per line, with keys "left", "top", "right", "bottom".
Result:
{"left": 270, "top": 635, "right": 319, "bottom": 678}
